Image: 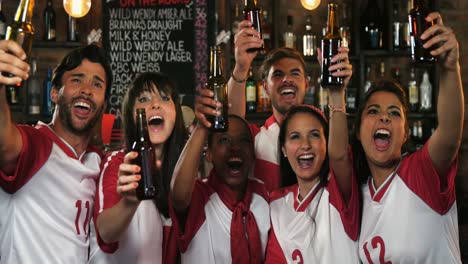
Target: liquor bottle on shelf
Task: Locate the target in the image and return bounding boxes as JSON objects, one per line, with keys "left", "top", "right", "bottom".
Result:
{"left": 361, "top": 0, "right": 384, "bottom": 49}
{"left": 283, "top": 15, "right": 296, "bottom": 49}
{"left": 392, "top": 67, "right": 402, "bottom": 86}
{"left": 364, "top": 65, "right": 373, "bottom": 93}
{"left": 3, "top": 0, "right": 35, "bottom": 95}
{"left": 261, "top": 10, "right": 272, "bottom": 53}
{"left": 232, "top": 1, "right": 241, "bottom": 37}
{"left": 304, "top": 72, "right": 316, "bottom": 105}
{"left": 257, "top": 80, "right": 269, "bottom": 112}
{"left": 379, "top": 61, "right": 386, "bottom": 79}
{"left": 243, "top": 0, "right": 263, "bottom": 52}
{"left": 303, "top": 15, "right": 316, "bottom": 56}
{"left": 27, "top": 58, "right": 41, "bottom": 115}
{"left": 132, "top": 108, "right": 158, "bottom": 200}
{"left": 419, "top": 70, "right": 432, "bottom": 111}
{"left": 321, "top": 3, "right": 342, "bottom": 88}
{"left": 408, "top": 67, "right": 419, "bottom": 112}
{"left": 43, "top": 0, "right": 56, "bottom": 41}
{"left": 0, "top": 1, "right": 6, "bottom": 39}
{"left": 245, "top": 67, "right": 257, "bottom": 113}
{"left": 206, "top": 45, "right": 228, "bottom": 131}
{"left": 409, "top": 0, "right": 436, "bottom": 65}
{"left": 67, "top": 15, "right": 78, "bottom": 42}
{"left": 43, "top": 67, "right": 53, "bottom": 117}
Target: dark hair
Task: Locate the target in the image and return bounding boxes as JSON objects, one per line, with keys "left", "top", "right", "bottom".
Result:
{"left": 122, "top": 72, "right": 187, "bottom": 217}
{"left": 259, "top": 47, "right": 307, "bottom": 80}
{"left": 207, "top": 114, "right": 253, "bottom": 149}
{"left": 351, "top": 80, "right": 410, "bottom": 184}
{"left": 279, "top": 105, "right": 329, "bottom": 187}
{"left": 52, "top": 44, "right": 113, "bottom": 101}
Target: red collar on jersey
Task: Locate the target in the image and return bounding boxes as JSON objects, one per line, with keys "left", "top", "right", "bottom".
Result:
{"left": 208, "top": 171, "right": 262, "bottom": 264}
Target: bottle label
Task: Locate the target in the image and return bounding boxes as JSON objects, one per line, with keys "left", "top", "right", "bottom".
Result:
{"left": 408, "top": 84, "right": 419, "bottom": 104}
{"left": 246, "top": 83, "right": 256, "bottom": 102}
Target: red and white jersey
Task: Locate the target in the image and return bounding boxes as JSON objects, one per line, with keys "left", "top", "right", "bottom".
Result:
{"left": 171, "top": 175, "right": 270, "bottom": 264}
{"left": 266, "top": 170, "right": 360, "bottom": 264}
{"left": 359, "top": 143, "right": 461, "bottom": 263}
{"left": 88, "top": 150, "right": 177, "bottom": 264}
{"left": 250, "top": 115, "right": 281, "bottom": 191}
{"left": 0, "top": 122, "right": 101, "bottom": 264}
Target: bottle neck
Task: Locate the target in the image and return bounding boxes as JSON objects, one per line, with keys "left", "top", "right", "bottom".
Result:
{"left": 209, "top": 47, "right": 223, "bottom": 77}
{"left": 135, "top": 109, "right": 151, "bottom": 143}
{"left": 245, "top": 0, "right": 257, "bottom": 8}
{"left": 325, "top": 5, "right": 340, "bottom": 38}
{"left": 15, "top": 0, "right": 35, "bottom": 23}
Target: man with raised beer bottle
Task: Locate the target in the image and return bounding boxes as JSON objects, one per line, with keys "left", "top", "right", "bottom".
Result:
{"left": 0, "top": 40, "right": 112, "bottom": 263}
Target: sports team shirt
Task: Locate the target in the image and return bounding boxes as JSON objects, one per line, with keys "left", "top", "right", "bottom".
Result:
{"left": 250, "top": 115, "right": 281, "bottom": 191}
{"left": 171, "top": 171, "right": 270, "bottom": 264}
{"left": 266, "top": 169, "right": 360, "bottom": 264}
{"left": 89, "top": 150, "right": 177, "bottom": 264}
{"left": 359, "top": 143, "right": 461, "bottom": 263}
{"left": 0, "top": 122, "right": 102, "bottom": 264}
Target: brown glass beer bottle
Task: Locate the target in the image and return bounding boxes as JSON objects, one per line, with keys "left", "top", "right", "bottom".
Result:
{"left": 243, "top": 0, "right": 263, "bottom": 52}
{"left": 206, "top": 45, "right": 229, "bottom": 132}
{"left": 408, "top": 0, "right": 436, "bottom": 65}
{"left": 132, "top": 108, "right": 158, "bottom": 200}
{"left": 321, "top": 3, "right": 343, "bottom": 88}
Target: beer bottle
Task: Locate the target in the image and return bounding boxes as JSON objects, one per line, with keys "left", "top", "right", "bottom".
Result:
{"left": 321, "top": 3, "right": 343, "bottom": 88}
{"left": 408, "top": 0, "right": 436, "bottom": 65}
{"left": 243, "top": 0, "right": 263, "bottom": 52}
{"left": 3, "top": 0, "right": 35, "bottom": 94}
{"left": 43, "top": 0, "right": 56, "bottom": 41}
{"left": 246, "top": 67, "right": 257, "bottom": 113}
{"left": 132, "top": 108, "right": 158, "bottom": 200}
{"left": 206, "top": 46, "right": 228, "bottom": 131}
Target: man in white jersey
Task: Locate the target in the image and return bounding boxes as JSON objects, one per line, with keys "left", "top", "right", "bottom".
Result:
{"left": 0, "top": 40, "right": 112, "bottom": 263}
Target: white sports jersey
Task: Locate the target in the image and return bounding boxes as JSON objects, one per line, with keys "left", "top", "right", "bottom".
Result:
{"left": 266, "top": 171, "right": 360, "bottom": 264}
{"left": 88, "top": 150, "right": 177, "bottom": 264}
{"left": 171, "top": 174, "right": 270, "bottom": 264}
{"left": 0, "top": 122, "right": 101, "bottom": 264}
{"left": 250, "top": 115, "right": 281, "bottom": 191}
{"left": 359, "top": 143, "right": 461, "bottom": 263}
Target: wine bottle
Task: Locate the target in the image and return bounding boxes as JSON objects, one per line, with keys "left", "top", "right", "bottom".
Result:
{"left": 4, "top": 0, "right": 35, "bottom": 94}
{"left": 43, "top": 0, "right": 56, "bottom": 41}
{"left": 321, "top": 3, "right": 343, "bottom": 88}
{"left": 206, "top": 46, "right": 228, "bottom": 131}
{"left": 0, "top": 2, "right": 6, "bottom": 39}
{"left": 67, "top": 15, "right": 78, "bottom": 42}
{"left": 132, "top": 108, "right": 158, "bottom": 200}
{"left": 243, "top": 0, "right": 263, "bottom": 52}
{"left": 245, "top": 67, "right": 257, "bottom": 113}
{"left": 408, "top": 0, "right": 436, "bottom": 64}
{"left": 361, "top": 0, "right": 383, "bottom": 49}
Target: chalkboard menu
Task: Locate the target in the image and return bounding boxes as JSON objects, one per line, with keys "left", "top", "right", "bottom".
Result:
{"left": 102, "top": 0, "right": 210, "bottom": 129}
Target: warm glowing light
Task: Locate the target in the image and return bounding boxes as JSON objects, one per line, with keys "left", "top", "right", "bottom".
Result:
{"left": 300, "top": 0, "right": 321, "bottom": 10}
{"left": 63, "top": 0, "right": 91, "bottom": 18}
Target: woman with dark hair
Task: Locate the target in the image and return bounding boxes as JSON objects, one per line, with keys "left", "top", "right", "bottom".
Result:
{"left": 89, "top": 72, "right": 187, "bottom": 264}
{"left": 354, "top": 13, "right": 464, "bottom": 263}
{"left": 265, "top": 104, "right": 360, "bottom": 263}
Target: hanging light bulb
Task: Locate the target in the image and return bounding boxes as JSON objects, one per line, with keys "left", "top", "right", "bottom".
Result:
{"left": 300, "top": 0, "right": 321, "bottom": 10}
{"left": 63, "top": 0, "right": 91, "bottom": 18}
